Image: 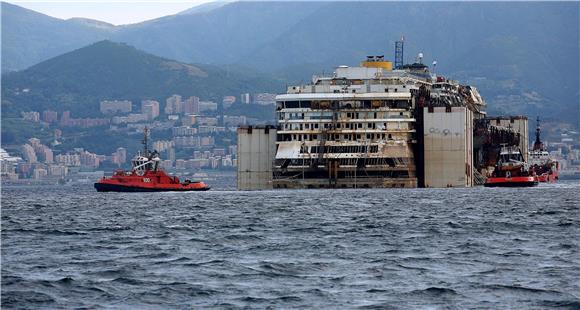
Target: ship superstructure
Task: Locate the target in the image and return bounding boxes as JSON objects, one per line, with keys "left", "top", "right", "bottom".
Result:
{"left": 272, "top": 51, "right": 486, "bottom": 188}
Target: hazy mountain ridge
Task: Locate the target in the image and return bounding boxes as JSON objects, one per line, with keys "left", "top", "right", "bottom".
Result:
{"left": 1, "top": 40, "right": 283, "bottom": 117}
{"left": 66, "top": 18, "right": 118, "bottom": 30}
{"left": 112, "top": 2, "right": 328, "bottom": 66}
{"left": 0, "top": 2, "right": 114, "bottom": 72}
{"left": 177, "top": 0, "right": 234, "bottom": 15}
{"left": 1, "top": 1, "right": 578, "bottom": 124}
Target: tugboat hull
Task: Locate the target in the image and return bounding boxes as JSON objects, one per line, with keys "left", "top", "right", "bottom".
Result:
{"left": 94, "top": 182, "right": 210, "bottom": 192}
{"left": 536, "top": 173, "right": 557, "bottom": 183}
{"left": 484, "top": 176, "right": 538, "bottom": 187}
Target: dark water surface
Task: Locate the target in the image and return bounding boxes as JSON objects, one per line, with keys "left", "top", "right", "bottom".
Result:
{"left": 2, "top": 182, "right": 579, "bottom": 309}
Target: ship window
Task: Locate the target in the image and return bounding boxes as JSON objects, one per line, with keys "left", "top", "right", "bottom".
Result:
{"left": 367, "top": 134, "right": 371, "bottom": 139}
{"left": 313, "top": 134, "right": 317, "bottom": 140}
{"left": 385, "top": 88, "right": 389, "bottom": 92}
{"left": 285, "top": 101, "right": 300, "bottom": 108}
{"left": 315, "top": 123, "right": 319, "bottom": 129}
{"left": 358, "top": 123, "right": 362, "bottom": 128}
{"left": 394, "top": 88, "right": 398, "bottom": 92}
{"left": 299, "top": 124, "right": 303, "bottom": 130}
{"left": 388, "top": 134, "right": 392, "bottom": 139}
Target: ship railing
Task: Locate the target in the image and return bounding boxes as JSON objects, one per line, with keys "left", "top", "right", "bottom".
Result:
{"left": 473, "top": 169, "right": 487, "bottom": 185}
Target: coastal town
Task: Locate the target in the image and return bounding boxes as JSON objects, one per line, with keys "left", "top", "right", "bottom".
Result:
{"left": 3, "top": 88, "right": 580, "bottom": 185}
{"left": 1, "top": 92, "right": 278, "bottom": 184}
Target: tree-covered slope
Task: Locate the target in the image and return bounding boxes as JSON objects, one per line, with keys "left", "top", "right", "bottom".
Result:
{"left": 1, "top": 40, "right": 284, "bottom": 117}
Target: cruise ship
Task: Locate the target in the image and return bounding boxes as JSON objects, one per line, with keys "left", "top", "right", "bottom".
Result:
{"left": 235, "top": 39, "right": 534, "bottom": 190}
{"left": 272, "top": 50, "right": 486, "bottom": 188}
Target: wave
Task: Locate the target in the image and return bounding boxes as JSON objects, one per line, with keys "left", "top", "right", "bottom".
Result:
{"left": 482, "top": 284, "right": 563, "bottom": 295}
{"left": 408, "top": 287, "right": 459, "bottom": 296}
{"left": 1, "top": 228, "right": 87, "bottom": 235}
{"left": 1, "top": 290, "right": 56, "bottom": 306}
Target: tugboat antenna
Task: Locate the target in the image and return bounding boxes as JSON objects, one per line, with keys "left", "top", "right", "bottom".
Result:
{"left": 535, "top": 116, "right": 541, "bottom": 144}
{"left": 143, "top": 126, "right": 149, "bottom": 156}
{"left": 533, "top": 116, "right": 544, "bottom": 151}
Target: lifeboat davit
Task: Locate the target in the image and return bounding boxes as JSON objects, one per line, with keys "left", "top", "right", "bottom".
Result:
{"left": 95, "top": 127, "right": 210, "bottom": 192}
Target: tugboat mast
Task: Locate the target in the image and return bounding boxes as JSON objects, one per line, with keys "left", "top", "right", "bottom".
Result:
{"left": 142, "top": 126, "right": 149, "bottom": 156}
{"left": 533, "top": 116, "right": 543, "bottom": 151}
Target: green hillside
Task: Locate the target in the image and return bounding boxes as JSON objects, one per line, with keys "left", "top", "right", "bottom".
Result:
{"left": 1, "top": 40, "right": 284, "bottom": 117}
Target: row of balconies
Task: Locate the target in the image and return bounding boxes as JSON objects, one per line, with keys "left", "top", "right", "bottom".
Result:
{"left": 276, "top": 131, "right": 415, "bottom": 143}
{"left": 278, "top": 120, "right": 413, "bottom": 131}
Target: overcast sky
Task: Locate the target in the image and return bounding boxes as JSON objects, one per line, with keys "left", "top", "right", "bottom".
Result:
{"left": 8, "top": 0, "right": 215, "bottom": 25}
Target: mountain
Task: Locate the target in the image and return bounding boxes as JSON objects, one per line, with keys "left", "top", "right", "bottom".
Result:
{"left": 113, "top": 2, "right": 328, "bottom": 67}
{"left": 2, "top": 1, "right": 578, "bottom": 124}
{"left": 1, "top": 40, "right": 283, "bottom": 117}
{"left": 123, "top": 2, "right": 579, "bottom": 124}
{"left": 177, "top": 0, "right": 234, "bottom": 15}
{"left": 66, "top": 18, "right": 117, "bottom": 30}
{"left": 0, "top": 2, "right": 115, "bottom": 72}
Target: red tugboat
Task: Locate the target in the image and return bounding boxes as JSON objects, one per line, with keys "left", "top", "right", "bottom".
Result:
{"left": 484, "top": 146, "right": 538, "bottom": 187}
{"left": 95, "top": 128, "right": 210, "bottom": 192}
{"left": 529, "top": 117, "right": 559, "bottom": 183}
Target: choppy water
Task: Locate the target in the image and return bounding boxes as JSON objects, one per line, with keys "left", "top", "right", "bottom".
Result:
{"left": 2, "top": 182, "right": 579, "bottom": 309}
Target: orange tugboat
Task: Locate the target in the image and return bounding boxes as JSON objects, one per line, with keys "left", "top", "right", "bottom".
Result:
{"left": 484, "top": 146, "right": 538, "bottom": 187}
{"left": 529, "top": 117, "right": 559, "bottom": 183}
{"left": 95, "top": 128, "right": 210, "bottom": 192}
